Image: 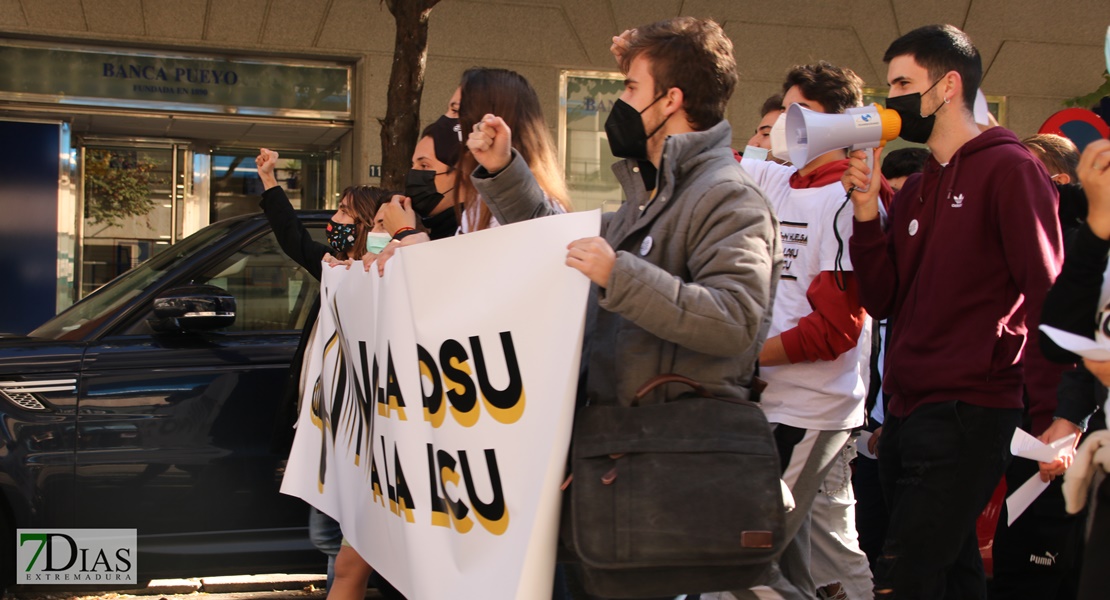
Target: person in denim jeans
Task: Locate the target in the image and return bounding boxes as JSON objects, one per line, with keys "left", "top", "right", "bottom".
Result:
{"left": 308, "top": 507, "right": 342, "bottom": 590}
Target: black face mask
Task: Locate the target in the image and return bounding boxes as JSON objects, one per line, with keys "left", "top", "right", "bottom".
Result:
{"left": 885, "top": 79, "right": 944, "bottom": 144}
{"left": 604, "top": 95, "right": 669, "bottom": 160}
{"left": 326, "top": 220, "right": 357, "bottom": 253}
{"left": 405, "top": 169, "right": 452, "bottom": 217}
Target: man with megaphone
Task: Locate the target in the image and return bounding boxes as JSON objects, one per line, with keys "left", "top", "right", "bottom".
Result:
{"left": 738, "top": 60, "right": 891, "bottom": 600}
{"left": 842, "top": 24, "right": 1068, "bottom": 600}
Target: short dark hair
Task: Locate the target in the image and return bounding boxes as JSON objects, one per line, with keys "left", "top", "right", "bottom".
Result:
{"left": 880, "top": 148, "right": 931, "bottom": 180}
{"left": 421, "top": 115, "right": 462, "bottom": 169}
{"left": 781, "top": 61, "right": 863, "bottom": 114}
{"left": 883, "top": 24, "right": 982, "bottom": 110}
{"left": 760, "top": 93, "right": 783, "bottom": 117}
{"left": 1023, "top": 134, "right": 1079, "bottom": 181}
{"left": 620, "top": 17, "right": 738, "bottom": 131}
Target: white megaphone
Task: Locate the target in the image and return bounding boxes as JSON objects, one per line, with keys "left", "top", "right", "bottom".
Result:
{"left": 785, "top": 103, "right": 901, "bottom": 190}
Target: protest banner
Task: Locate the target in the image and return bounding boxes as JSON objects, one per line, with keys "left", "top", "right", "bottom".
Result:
{"left": 282, "top": 211, "right": 598, "bottom": 599}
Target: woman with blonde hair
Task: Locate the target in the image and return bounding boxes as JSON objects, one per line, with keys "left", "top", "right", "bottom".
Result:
{"left": 373, "top": 67, "right": 571, "bottom": 275}
{"left": 453, "top": 67, "right": 570, "bottom": 232}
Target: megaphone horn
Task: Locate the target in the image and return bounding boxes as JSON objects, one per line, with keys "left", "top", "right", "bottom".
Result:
{"left": 784, "top": 103, "right": 901, "bottom": 168}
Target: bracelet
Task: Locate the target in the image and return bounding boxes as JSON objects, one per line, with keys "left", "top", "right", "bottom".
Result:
{"left": 392, "top": 228, "right": 421, "bottom": 242}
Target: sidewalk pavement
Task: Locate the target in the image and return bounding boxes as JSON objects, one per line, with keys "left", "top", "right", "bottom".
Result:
{"left": 8, "top": 573, "right": 385, "bottom": 599}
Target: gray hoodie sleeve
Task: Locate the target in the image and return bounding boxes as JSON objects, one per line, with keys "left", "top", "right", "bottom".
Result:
{"left": 599, "top": 179, "right": 778, "bottom": 357}
{"left": 471, "top": 149, "right": 559, "bottom": 225}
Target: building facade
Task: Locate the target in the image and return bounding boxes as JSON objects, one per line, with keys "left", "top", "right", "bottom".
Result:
{"left": 0, "top": 0, "right": 1105, "bottom": 332}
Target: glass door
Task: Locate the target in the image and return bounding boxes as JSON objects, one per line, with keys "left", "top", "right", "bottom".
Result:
{"left": 79, "top": 140, "right": 193, "bottom": 299}
{"left": 210, "top": 148, "right": 332, "bottom": 222}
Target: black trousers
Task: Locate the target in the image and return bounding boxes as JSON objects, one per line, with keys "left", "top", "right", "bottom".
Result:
{"left": 853, "top": 420, "right": 889, "bottom": 572}
{"left": 1078, "top": 476, "right": 1110, "bottom": 600}
{"left": 990, "top": 457, "right": 1083, "bottom": 600}
{"left": 875, "top": 401, "right": 1021, "bottom": 599}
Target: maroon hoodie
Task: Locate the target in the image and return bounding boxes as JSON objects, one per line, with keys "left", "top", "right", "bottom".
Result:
{"left": 850, "top": 127, "right": 1066, "bottom": 434}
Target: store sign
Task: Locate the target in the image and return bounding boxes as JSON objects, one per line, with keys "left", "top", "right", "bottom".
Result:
{"left": 559, "top": 70, "right": 625, "bottom": 213}
{"left": 0, "top": 43, "right": 350, "bottom": 118}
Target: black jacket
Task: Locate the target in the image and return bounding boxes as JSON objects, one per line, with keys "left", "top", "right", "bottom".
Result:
{"left": 1040, "top": 221, "right": 1109, "bottom": 429}
{"left": 260, "top": 186, "right": 330, "bottom": 453}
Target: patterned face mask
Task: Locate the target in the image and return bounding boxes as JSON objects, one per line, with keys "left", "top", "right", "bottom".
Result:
{"left": 326, "top": 220, "right": 357, "bottom": 253}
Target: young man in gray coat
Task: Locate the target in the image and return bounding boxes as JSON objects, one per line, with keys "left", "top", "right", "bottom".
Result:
{"left": 468, "top": 17, "right": 781, "bottom": 598}
{"left": 468, "top": 16, "right": 779, "bottom": 408}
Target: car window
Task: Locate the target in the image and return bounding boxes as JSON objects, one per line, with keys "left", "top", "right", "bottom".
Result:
{"left": 122, "top": 227, "right": 326, "bottom": 335}
{"left": 202, "top": 233, "right": 319, "bottom": 332}
{"left": 30, "top": 219, "right": 240, "bottom": 340}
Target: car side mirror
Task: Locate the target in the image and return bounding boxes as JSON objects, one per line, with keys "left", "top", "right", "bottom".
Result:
{"left": 149, "top": 284, "right": 236, "bottom": 333}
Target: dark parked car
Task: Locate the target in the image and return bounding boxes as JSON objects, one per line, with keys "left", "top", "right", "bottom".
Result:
{"left": 0, "top": 211, "right": 333, "bottom": 585}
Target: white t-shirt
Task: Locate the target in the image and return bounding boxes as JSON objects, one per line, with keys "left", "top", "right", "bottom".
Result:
{"left": 458, "top": 200, "right": 501, "bottom": 234}
{"left": 742, "top": 158, "right": 870, "bottom": 430}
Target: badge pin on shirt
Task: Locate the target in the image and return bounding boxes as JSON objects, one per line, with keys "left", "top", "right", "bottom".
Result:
{"left": 908, "top": 219, "right": 920, "bottom": 236}
{"left": 640, "top": 236, "right": 653, "bottom": 256}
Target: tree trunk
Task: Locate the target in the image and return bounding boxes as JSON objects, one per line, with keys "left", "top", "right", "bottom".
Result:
{"left": 380, "top": 0, "right": 442, "bottom": 192}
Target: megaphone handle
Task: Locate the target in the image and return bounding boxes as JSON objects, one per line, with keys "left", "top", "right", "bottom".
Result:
{"left": 856, "top": 148, "right": 874, "bottom": 193}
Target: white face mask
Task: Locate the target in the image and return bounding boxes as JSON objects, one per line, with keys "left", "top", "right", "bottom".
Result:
{"left": 365, "top": 231, "right": 392, "bottom": 254}
{"left": 769, "top": 112, "right": 791, "bottom": 163}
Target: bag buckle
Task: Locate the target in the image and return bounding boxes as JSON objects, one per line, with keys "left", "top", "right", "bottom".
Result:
{"left": 741, "top": 530, "right": 774, "bottom": 549}
{"left": 601, "top": 453, "right": 625, "bottom": 485}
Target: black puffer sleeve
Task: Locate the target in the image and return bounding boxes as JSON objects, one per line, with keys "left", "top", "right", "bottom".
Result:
{"left": 260, "top": 186, "right": 331, "bottom": 281}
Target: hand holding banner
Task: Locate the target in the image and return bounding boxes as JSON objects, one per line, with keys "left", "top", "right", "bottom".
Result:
{"left": 281, "top": 211, "right": 599, "bottom": 600}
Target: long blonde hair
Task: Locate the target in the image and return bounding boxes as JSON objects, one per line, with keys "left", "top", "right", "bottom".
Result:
{"left": 455, "top": 67, "right": 571, "bottom": 231}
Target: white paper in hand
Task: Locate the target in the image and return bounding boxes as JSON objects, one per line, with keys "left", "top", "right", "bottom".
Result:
{"left": 1005, "top": 429, "right": 1077, "bottom": 526}
{"left": 1039, "top": 325, "right": 1110, "bottom": 361}
{"left": 1010, "top": 428, "right": 1065, "bottom": 463}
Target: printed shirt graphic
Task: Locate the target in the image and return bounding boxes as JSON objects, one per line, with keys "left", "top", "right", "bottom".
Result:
{"left": 741, "top": 159, "right": 869, "bottom": 430}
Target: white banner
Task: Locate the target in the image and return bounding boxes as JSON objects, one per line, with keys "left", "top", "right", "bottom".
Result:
{"left": 281, "top": 211, "right": 598, "bottom": 599}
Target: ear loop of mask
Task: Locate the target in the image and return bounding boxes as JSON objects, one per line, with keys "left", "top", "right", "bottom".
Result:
{"left": 436, "top": 168, "right": 456, "bottom": 195}
{"left": 641, "top": 93, "right": 671, "bottom": 141}
{"left": 921, "top": 77, "right": 947, "bottom": 118}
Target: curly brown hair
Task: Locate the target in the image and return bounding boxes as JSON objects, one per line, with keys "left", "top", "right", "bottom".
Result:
{"left": 781, "top": 61, "right": 863, "bottom": 115}
{"left": 619, "top": 17, "right": 738, "bottom": 131}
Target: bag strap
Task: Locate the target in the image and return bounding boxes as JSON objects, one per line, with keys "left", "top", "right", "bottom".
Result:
{"left": 632, "top": 374, "right": 709, "bottom": 405}
{"left": 630, "top": 374, "right": 767, "bottom": 407}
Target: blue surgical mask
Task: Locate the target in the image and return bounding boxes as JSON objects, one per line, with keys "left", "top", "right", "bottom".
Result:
{"left": 743, "top": 145, "right": 769, "bottom": 161}
{"left": 365, "top": 232, "right": 392, "bottom": 254}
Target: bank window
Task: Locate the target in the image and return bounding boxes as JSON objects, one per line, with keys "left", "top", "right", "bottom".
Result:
{"left": 559, "top": 70, "right": 626, "bottom": 213}
{"left": 210, "top": 149, "right": 331, "bottom": 222}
